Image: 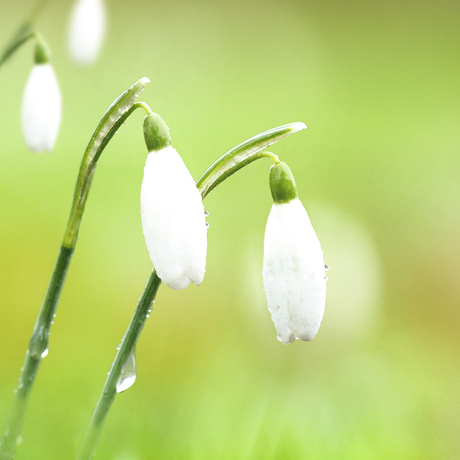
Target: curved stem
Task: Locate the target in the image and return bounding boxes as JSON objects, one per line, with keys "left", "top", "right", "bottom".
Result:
{"left": 0, "top": 31, "right": 35, "bottom": 69}
{"left": 0, "top": 0, "right": 49, "bottom": 69}
{"left": 196, "top": 122, "right": 306, "bottom": 199}
{"left": 0, "top": 78, "right": 150, "bottom": 460}
{"left": 76, "top": 271, "right": 162, "bottom": 460}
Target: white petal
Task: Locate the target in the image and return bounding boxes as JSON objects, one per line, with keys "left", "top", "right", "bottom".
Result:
{"left": 22, "top": 64, "right": 62, "bottom": 153}
{"left": 69, "top": 0, "right": 106, "bottom": 64}
{"left": 140, "top": 146, "right": 207, "bottom": 290}
{"left": 263, "top": 199, "right": 326, "bottom": 344}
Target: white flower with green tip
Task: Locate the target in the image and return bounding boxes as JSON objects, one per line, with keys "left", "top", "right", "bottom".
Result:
{"left": 263, "top": 162, "right": 326, "bottom": 344}
{"left": 22, "top": 42, "right": 61, "bottom": 153}
{"left": 140, "top": 113, "right": 207, "bottom": 290}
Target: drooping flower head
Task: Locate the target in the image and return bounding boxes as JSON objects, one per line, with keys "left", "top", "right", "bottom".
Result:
{"left": 140, "top": 113, "right": 207, "bottom": 290}
{"left": 22, "top": 40, "right": 62, "bottom": 153}
{"left": 69, "top": 0, "right": 106, "bottom": 64}
{"left": 262, "top": 161, "right": 326, "bottom": 344}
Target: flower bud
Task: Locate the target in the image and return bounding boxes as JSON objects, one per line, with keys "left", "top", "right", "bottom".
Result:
{"left": 22, "top": 43, "right": 62, "bottom": 153}
{"left": 69, "top": 0, "right": 106, "bottom": 64}
{"left": 263, "top": 162, "right": 326, "bottom": 344}
{"left": 140, "top": 114, "right": 207, "bottom": 290}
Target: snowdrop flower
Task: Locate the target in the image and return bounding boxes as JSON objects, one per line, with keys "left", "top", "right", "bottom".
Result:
{"left": 69, "top": 0, "right": 106, "bottom": 64}
{"left": 140, "top": 113, "right": 207, "bottom": 290}
{"left": 22, "top": 41, "right": 62, "bottom": 153}
{"left": 262, "top": 162, "right": 326, "bottom": 344}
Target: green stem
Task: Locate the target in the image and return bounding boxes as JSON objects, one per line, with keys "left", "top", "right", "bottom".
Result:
{"left": 0, "top": 78, "right": 150, "bottom": 460}
{"left": 0, "top": 246, "right": 73, "bottom": 460}
{"left": 75, "top": 271, "right": 162, "bottom": 460}
{"left": 196, "top": 122, "right": 306, "bottom": 199}
{"left": 0, "top": 0, "right": 49, "bottom": 69}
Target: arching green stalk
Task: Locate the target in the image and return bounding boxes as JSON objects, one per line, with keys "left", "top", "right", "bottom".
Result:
{"left": 0, "top": 78, "right": 151, "bottom": 460}
{"left": 75, "top": 121, "right": 306, "bottom": 460}
{"left": 0, "top": 0, "right": 49, "bottom": 69}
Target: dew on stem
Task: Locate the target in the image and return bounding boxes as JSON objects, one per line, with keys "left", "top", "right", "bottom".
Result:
{"left": 116, "top": 348, "right": 137, "bottom": 393}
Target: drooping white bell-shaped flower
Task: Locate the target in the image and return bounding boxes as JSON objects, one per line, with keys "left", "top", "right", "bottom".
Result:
{"left": 140, "top": 113, "right": 207, "bottom": 290}
{"left": 69, "top": 0, "right": 106, "bottom": 64}
{"left": 262, "top": 162, "right": 326, "bottom": 344}
{"left": 22, "top": 42, "right": 62, "bottom": 153}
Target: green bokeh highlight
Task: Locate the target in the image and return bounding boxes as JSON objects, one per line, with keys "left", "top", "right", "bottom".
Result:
{"left": 0, "top": 0, "right": 459, "bottom": 459}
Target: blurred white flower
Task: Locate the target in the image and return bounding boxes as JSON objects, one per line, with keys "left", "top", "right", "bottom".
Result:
{"left": 21, "top": 63, "right": 62, "bottom": 153}
{"left": 263, "top": 162, "right": 326, "bottom": 344}
{"left": 69, "top": 0, "right": 106, "bottom": 64}
{"left": 141, "top": 145, "right": 207, "bottom": 290}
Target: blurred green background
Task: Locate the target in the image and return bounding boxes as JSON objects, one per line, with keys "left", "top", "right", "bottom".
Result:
{"left": 1, "top": 0, "right": 459, "bottom": 458}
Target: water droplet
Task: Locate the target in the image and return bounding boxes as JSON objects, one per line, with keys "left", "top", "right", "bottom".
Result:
{"left": 116, "top": 349, "right": 137, "bottom": 393}
{"left": 324, "top": 264, "right": 329, "bottom": 271}
{"left": 41, "top": 348, "right": 49, "bottom": 358}
{"left": 205, "top": 222, "right": 210, "bottom": 229}
{"left": 324, "top": 276, "right": 329, "bottom": 281}
{"left": 116, "top": 344, "right": 121, "bottom": 350}
{"left": 204, "top": 211, "right": 209, "bottom": 217}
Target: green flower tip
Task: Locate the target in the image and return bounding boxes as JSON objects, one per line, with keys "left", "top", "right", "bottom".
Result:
{"left": 269, "top": 161, "right": 298, "bottom": 203}
{"left": 143, "top": 113, "right": 171, "bottom": 152}
{"left": 34, "top": 40, "right": 51, "bottom": 64}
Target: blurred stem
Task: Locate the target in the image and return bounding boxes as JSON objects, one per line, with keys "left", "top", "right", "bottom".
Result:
{"left": 75, "top": 271, "right": 162, "bottom": 460}
{"left": 75, "top": 122, "right": 306, "bottom": 459}
{"left": 0, "top": 78, "right": 150, "bottom": 460}
{"left": 0, "top": 0, "right": 49, "bottom": 69}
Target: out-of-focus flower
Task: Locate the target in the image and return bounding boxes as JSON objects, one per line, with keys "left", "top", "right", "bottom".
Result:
{"left": 22, "top": 41, "right": 62, "bottom": 153}
{"left": 69, "top": 0, "right": 106, "bottom": 64}
{"left": 140, "top": 113, "right": 207, "bottom": 290}
{"left": 262, "top": 161, "right": 326, "bottom": 344}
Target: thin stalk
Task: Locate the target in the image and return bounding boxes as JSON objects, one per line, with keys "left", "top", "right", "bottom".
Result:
{"left": 0, "top": 246, "right": 73, "bottom": 460}
{"left": 0, "top": 78, "right": 150, "bottom": 460}
{"left": 76, "top": 272, "right": 161, "bottom": 460}
{"left": 0, "top": 0, "right": 49, "bottom": 69}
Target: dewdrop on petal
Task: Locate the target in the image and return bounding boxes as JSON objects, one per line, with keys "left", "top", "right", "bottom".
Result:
{"left": 140, "top": 113, "right": 207, "bottom": 290}
{"left": 69, "top": 0, "right": 106, "bottom": 64}
{"left": 262, "top": 162, "right": 326, "bottom": 344}
{"left": 22, "top": 41, "right": 62, "bottom": 153}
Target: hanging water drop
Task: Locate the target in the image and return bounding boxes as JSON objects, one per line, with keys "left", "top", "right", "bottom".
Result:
{"left": 205, "top": 222, "right": 210, "bottom": 229}
{"left": 116, "top": 348, "right": 137, "bottom": 393}
{"left": 324, "top": 264, "right": 329, "bottom": 271}
{"left": 204, "top": 211, "right": 209, "bottom": 217}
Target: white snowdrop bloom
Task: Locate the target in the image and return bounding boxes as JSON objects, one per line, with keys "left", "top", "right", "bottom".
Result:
{"left": 140, "top": 114, "right": 207, "bottom": 290}
{"left": 262, "top": 162, "right": 326, "bottom": 344}
{"left": 22, "top": 63, "right": 62, "bottom": 153}
{"left": 69, "top": 0, "right": 106, "bottom": 64}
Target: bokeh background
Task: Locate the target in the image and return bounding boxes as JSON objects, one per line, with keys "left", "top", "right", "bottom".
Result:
{"left": 1, "top": 0, "right": 459, "bottom": 458}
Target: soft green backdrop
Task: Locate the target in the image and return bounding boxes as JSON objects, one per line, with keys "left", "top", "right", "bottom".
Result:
{"left": 1, "top": 0, "right": 459, "bottom": 458}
